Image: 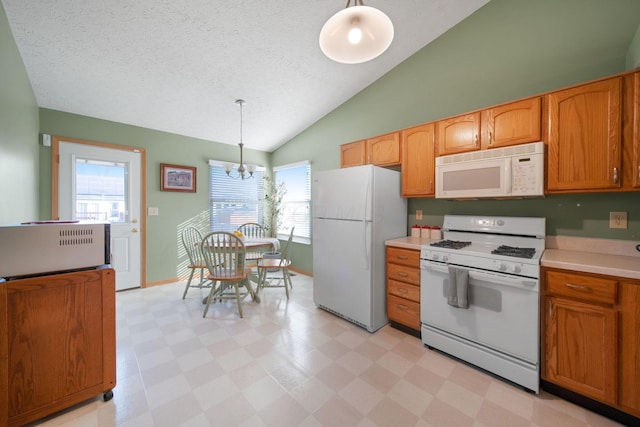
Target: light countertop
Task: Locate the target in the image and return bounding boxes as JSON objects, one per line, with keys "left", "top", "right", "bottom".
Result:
{"left": 386, "top": 235, "right": 640, "bottom": 281}
{"left": 385, "top": 236, "right": 434, "bottom": 250}
{"left": 542, "top": 236, "right": 640, "bottom": 280}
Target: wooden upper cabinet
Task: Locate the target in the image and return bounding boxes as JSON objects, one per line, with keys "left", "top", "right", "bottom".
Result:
{"left": 481, "top": 97, "right": 542, "bottom": 149}
{"left": 436, "top": 112, "right": 480, "bottom": 156}
{"left": 366, "top": 132, "right": 401, "bottom": 166}
{"left": 341, "top": 132, "right": 401, "bottom": 168}
{"left": 546, "top": 77, "right": 622, "bottom": 191}
{"left": 631, "top": 72, "right": 640, "bottom": 188}
{"left": 340, "top": 140, "right": 366, "bottom": 168}
{"left": 401, "top": 123, "right": 435, "bottom": 197}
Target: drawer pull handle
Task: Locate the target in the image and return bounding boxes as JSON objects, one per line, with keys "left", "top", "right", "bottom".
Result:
{"left": 397, "top": 288, "right": 408, "bottom": 294}
{"left": 397, "top": 304, "right": 409, "bottom": 311}
{"left": 397, "top": 255, "right": 408, "bottom": 260}
{"left": 566, "top": 283, "right": 592, "bottom": 292}
{"left": 396, "top": 272, "right": 409, "bottom": 277}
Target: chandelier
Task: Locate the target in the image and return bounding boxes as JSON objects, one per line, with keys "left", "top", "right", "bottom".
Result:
{"left": 224, "top": 99, "right": 255, "bottom": 179}
{"left": 319, "top": 0, "right": 394, "bottom": 64}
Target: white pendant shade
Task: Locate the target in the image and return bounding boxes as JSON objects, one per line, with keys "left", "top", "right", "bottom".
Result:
{"left": 319, "top": 5, "right": 394, "bottom": 64}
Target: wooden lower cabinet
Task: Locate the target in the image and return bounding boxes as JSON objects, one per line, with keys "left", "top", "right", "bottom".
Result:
{"left": 0, "top": 268, "right": 116, "bottom": 427}
{"left": 386, "top": 246, "right": 421, "bottom": 334}
{"left": 542, "top": 267, "right": 640, "bottom": 419}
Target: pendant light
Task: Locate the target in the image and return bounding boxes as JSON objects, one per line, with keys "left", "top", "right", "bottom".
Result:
{"left": 319, "top": 0, "right": 394, "bottom": 64}
{"left": 224, "top": 99, "right": 255, "bottom": 180}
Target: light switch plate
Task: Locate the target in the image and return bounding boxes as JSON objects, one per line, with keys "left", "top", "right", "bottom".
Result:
{"left": 148, "top": 207, "right": 159, "bottom": 216}
{"left": 609, "top": 211, "right": 627, "bottom": 229}
{"left": 416, "top": 210, "right": 423, "bottom": 220}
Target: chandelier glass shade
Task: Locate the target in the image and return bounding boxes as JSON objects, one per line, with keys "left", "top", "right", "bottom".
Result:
{"left": 319, "top": 1, "right": 394, "bottom": 64}
{"left": 225, "top": 99, "right": 255, "bottom": 180}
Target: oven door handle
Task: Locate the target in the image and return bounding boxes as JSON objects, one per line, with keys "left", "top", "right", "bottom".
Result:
{"left": 423, "top": 262, "right": 538, "bottom": 290}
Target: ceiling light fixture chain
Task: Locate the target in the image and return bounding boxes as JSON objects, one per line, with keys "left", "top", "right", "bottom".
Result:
{"left": 224, "top": 99, "right": 255, "bottom": 180}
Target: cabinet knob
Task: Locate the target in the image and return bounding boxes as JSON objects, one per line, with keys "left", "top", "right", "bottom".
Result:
{"left": 474, "top": 134, "right": 478, "bottom": 146}
{"left": 489, "top": 131, "right": 493, "bottom": 145}
{"left": 613, "top": 167, "right": 618, "bottom": 184}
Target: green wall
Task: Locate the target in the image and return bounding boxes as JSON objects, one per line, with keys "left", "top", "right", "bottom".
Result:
{"left": 273, "top": 0, "right": 640, "bottom": 272}
{"left": 38, "top": 109, "right": 271, "bottom": 283}
{"left": 627, "top": 22, "right": 640, "bottom": 69}
{"left": 0, "top": 3, "right": 39, "bottom": 225}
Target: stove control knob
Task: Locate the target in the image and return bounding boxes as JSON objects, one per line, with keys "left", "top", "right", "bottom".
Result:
{"left": 499, "top": 263, "right": 507, "bottom": 272}
{"left": 432, "top": 254, "right": 440, "bottom": 261}
{"left": 512, "top": 265, "right": 522, "bottom": 274}
{"left": 442, "top": 255, "right": 449, "bottom": 262}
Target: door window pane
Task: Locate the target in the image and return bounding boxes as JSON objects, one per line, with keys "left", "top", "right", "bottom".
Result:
{"left": 75, "top": 158, "right": 127, "bottom": 223}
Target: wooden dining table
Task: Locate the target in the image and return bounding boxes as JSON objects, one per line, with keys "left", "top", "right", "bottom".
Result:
{"left": 200, "top": 236, "right": 280, "bottom": 305}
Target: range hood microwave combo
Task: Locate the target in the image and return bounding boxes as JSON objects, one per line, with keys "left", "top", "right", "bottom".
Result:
{"left": 435, "top": 141, "right": 545, "bottom": 199}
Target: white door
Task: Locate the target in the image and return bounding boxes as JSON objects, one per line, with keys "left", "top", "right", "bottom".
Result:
{"left": 57, "top": 141, "right": 142, "bottom": 290}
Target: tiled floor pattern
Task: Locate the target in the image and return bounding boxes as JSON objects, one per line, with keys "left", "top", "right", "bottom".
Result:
{"left": 29, "top": 273, "right": 623, "bottom": 427}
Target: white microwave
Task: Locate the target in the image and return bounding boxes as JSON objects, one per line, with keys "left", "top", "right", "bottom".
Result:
{"left": 435, "top": 141, "right": 544, "bottom": 199}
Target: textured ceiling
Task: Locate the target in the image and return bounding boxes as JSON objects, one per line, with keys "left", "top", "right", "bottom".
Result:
{"left": 2, "top": 0, "right": 490, "bottom": 152}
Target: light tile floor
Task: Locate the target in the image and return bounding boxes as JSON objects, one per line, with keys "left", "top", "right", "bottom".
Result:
{"left": 28, "top": 273, "right": 623, "bottom": 427}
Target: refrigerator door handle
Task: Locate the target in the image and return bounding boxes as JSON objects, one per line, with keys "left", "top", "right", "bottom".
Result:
{"left": 362, "top": 178, "right": 371, "bottom": 270}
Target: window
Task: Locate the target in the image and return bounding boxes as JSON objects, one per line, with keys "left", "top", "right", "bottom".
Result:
{"left": 208, "top": 161, "right": 264, "bottom": 233}
{"left": 274, "top": 161, "right": 311, "bottom": 244}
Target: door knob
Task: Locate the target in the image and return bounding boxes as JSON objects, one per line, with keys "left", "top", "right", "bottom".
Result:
{"left": 132, "top": 228, "right": 139, "bottom": 233}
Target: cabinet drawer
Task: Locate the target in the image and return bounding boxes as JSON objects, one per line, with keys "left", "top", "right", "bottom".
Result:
{"left": 387, "top": 279, "right": 420, "bottom": 302}
{"left": 387, "top": 294, "right": 420, "bottom": 330}
{"left": 546, "top": 270, "right": 617, "bottom": 305}
{"left": 386, "top": 247, "right": 420, "bottom": 267}
{"left": 387, "top": 263, "right": 420, "bottom": 285}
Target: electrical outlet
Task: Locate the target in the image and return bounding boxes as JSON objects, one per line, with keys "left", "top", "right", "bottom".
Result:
{"left": 416, "top": 210, "right": 423, "bottom": 220}
{"left": 148, "top": 207, "right": 159, "bottom": 216}
{"left": 609, "top": 211, "right": 627, "bottom": 229}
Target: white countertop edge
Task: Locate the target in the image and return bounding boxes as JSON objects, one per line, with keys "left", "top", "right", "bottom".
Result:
{"left": 385, "top": 236, "right": 435, "bottom": 250}
{"left": 541, "top": 249, "right": 640, "bottom": 280}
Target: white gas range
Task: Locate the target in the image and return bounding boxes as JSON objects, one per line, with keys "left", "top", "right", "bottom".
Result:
{"left": 420, "top": 215, "right": 545, "bottom": 393}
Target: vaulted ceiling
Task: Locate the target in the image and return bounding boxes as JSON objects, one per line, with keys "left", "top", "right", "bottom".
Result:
{"left": 2, "top": 0, "right": 489, "bottom": 152}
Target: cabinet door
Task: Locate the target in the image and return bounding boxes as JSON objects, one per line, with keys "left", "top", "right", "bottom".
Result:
{"left": 547, "top": 78, "right": 622, "bottom": 191}
{"left": 366, "top": 132, "right": 401, "bottom": 166}
{"left": 401, "top": 123, "right": 435, "bottom": 197}
{"left": 544, "top": 296, "right": 617, "bottom": 405}
{"left": 340, "top": 140, "right": 366, "bottom": 168}
{"left": 619, "top": 281, "right": 640, "bottom": 417}
{"left": 2, "top": 269, "right": 116, "bottom": 426}
{"left": 436, "top": 112, "right": 480, "bottom": 155}
{"left": 481, "top": 97, "right": 541, "bottom": 149}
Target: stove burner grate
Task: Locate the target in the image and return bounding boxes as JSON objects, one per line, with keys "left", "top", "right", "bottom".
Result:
{"left": 491, "top": 245, "right": 536, "bottom": 259}
{"left": 430, "top": 240, "right": 472, "bottom": 250}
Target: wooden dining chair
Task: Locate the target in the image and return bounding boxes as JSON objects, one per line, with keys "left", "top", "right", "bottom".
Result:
{"left": 237, "top": 222, "right": 266, "bottom": 264}
{"left": 181, "top": 226, "right": 212, "bottom": 299}
{"left": 200, "top": 231, "right": 255, "bottom": 318}
{"left": 256, "top": 227, "right": 295, "bottom": 299}
{"left": 237, "top": 222, "right": 265, "bottom": 238}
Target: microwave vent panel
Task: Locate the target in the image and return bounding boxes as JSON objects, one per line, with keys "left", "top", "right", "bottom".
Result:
{"left": 437, "top": 141, "right": 544, "bottom": 165}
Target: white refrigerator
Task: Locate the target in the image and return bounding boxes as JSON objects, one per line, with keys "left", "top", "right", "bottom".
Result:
{"left": 312, "top": 165, "right": 407, "bottom": 332}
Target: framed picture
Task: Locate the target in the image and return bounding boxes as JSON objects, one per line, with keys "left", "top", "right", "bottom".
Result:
{"left": 160, "top": 163, "right": 196, "bottom": 192}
